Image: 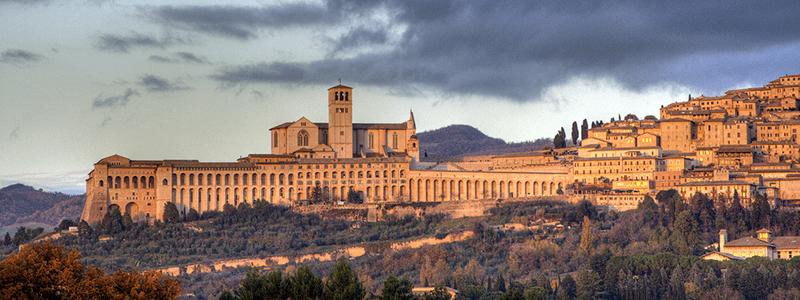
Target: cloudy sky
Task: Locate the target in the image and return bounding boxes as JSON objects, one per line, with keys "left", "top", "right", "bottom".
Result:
{"left": 3, "top": 0, "right": 800, "bottom": 194}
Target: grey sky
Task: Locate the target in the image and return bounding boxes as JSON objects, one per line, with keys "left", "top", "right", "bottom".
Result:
{"left": 2, "top": 0, "right": 800, "bottom": 194}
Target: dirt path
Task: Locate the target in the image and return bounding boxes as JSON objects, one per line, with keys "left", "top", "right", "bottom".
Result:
{"left": 156, "top": 231, "right": 473, "bottom": 276}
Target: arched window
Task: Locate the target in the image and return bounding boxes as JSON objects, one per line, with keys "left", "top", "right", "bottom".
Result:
{"left": 298, "top": 130, "right": 309, "bottom": 147}
{"left": 344, "top": 92, "right": 349, "bottom": 101}
{"left": 335, "top": 91, "right": 339, "bottom": 100}
{"left": 99, "top": 180, "right": 104, "bottom": 187}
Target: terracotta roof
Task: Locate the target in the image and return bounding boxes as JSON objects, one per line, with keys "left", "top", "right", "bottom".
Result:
{"left": 724, "top": 236, "right": 772, "bottom": 247}
{"left": 700, "top": 251, "right": 744, "bottom": 261}
{"left": 772, "top": 237, "right": 800, "bottom": 249}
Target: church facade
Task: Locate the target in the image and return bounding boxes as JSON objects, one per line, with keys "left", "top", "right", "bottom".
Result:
{"left": 269, "top": 85, "right": 420, "bottom": 160}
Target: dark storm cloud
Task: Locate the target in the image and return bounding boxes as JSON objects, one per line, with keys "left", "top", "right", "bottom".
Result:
{"left": 0, "top": 0, "right": 51, "bottom": 4}
{"left": 1, "top": 49, "right": 43, "bottom": 63}
{"left": 92, "top": 88, "right": 140, "bottom": 109}
{"left": 203, "top": 0, "right": 800, "bottom": 101}
{"left": 144, "top": 4, "right": 334, "bottom": 40}
{"left": 148, "top": 52, "right": 209, "bottom": 64}
{"left": 331, "top": 26, "right": 388, "bottom": 54}
{"left": 138, "top": 75, "right": 191, "bottom": 92}
{"left": 95, "top": 31, "right": 193, "bottom": 53}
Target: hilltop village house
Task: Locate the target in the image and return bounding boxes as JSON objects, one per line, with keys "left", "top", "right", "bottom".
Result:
{"left": 83, "top": 74, "right": 800, "bottom": 224}
{"left": 702, "top": 229, "right": 800, "bottom": 260}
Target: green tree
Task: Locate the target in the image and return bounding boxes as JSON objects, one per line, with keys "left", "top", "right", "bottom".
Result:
{"left": 751, "top": 194, "right": 771, "bottom": 229}
{"left": 163, "top": 201, "right": 180, "bottom": 224}
{"left": 237, "top": 268, "right": 276, "bottom": 300}
{"left": 219, "top": 290, "right": 237, "bottom": 300}
{"left": 576, "top": 269, "right": 603, "bottom": 300}
{"left": 380, "top": 275, "right": 415, "bottom": 300}
{"left": 423, "top": 285, "right": 452, "bottom": 300}
{"left": 638, "top": 195, "right": 658, "bottom": 211}
{"left": 571, "top": 121, "right": 579, "bottom": 146}
{"left": 288, "top": 265, "right": 323, "bottom": 300}
{"left": 11, "top": 227, "right": 28, "bottom": 245}
{"left": 324, "top": 259, "right": 365, "bottom": 300}
{"left": 347, "top": 190, "right": 362, "bottom": 204}
{"left": 311, "top": 184, "right": 323, "bottom": 203}
{"left": 553, "top": 133, "right": 565, "bottom": 149}
{"left": 3, "top": 232, "right": 10, "bottom": 246}
{"left": 77, "top": 220, "right": 93, "bottom": 239}
{"left": 580, "top": 216, "right": 598, "bottom": 256}
{"left": 523, "top": 287, "right": 548, "bottom": 300}
{"left": 186, "top": 208, "right": 200, "bottom": 222}
{"left": 581, "top": 119, "right": 589, "bottom": 140}
{"left": 55, "top": 218, "right": 77, "bottom": 232}
{"left": 494, "top": 274, "right": 506, "bottom": 293}
{"left": 100, "top": 207, "right": 125, "bottom": 234}
{"left": 558, "top": 274, "right": 577, "bottom": 300}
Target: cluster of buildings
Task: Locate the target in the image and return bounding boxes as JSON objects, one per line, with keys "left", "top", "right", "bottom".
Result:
{"left": 82, "top": 74, "right": 800, "bottom": 224}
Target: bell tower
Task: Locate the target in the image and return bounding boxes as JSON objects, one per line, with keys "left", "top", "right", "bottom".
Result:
{"left": 328, "top": 84, "right": 353, "bottom": 158}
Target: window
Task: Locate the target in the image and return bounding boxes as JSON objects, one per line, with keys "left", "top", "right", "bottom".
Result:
{"left": 369, "top": 133, "right": 374, "bottom": 149}
{"left": 297, "top": 130, "right": 309, "bottom": 147}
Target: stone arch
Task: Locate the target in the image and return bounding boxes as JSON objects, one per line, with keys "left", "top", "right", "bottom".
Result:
{"left": 279, "top": 173, "right": 285, "bottom": 185}
{"left": 124, "top": 202, "right": 139, "bottom": 218}
{"left": 207, "top": 188, "right": 212, "bottom": 211}
{"left": 425, "top": 179, "right": 431, "bottom": 202}
{"left": 225, "top": 174, "right": 230, "bottom": 185}
{"left": 499, "top": 181, "right": 505, "bottom": 198}
{"left": 189, "top": 188, "right": 194, "bottom": 211}
{"left": 270, "top": 174, "right": 275, "bottom": 185}
{"left": 189, "top": 174, "right": 195, "bottom": 186}
{"left": 215, "top": 188, "right": 221, "bottom": 209}
{"left": 234, "top": 174, "right": 239, "bottom": 185}
{"left": 124, "top": 176, "right": 130, "bottom": 188}
{"left": 180, "top": 188, "right": 185, "bottom": 208}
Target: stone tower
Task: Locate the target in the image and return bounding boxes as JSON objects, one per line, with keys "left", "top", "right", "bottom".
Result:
{"left": 328, "top": 84, "right": 353, "bottom": 158}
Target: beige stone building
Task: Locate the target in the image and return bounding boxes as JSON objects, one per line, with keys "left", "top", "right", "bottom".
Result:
{"left": 270, "top": 85, "right": 420, "bottom": 160}
{"left": 716, "top": 229, "right": 800, "bottom": 260}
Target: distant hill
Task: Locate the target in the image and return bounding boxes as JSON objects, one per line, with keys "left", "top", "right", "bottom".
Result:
{"left": 0, "top": 183, "right": 84, "bottom": 228}
{"left": 418, "top": 124, "right": 553, "bottom": 158}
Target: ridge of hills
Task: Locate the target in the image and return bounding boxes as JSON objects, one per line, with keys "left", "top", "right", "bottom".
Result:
{"left": 417, "top": 124, "right": 553, "bottom": 158}
{"left": 0, "top": 183, "right": 84, "bottom": 230}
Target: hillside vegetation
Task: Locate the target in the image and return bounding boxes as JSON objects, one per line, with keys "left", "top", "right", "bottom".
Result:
{"left": 418, "top": 125, "right": 552, "bottom": 158}
{"left": 0, "top": 184, "right": 83, "bottom": 228}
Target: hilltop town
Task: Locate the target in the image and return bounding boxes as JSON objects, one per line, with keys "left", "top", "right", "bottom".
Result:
{"left": 80, "top": 74, "right": 800, "bottom": 224}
